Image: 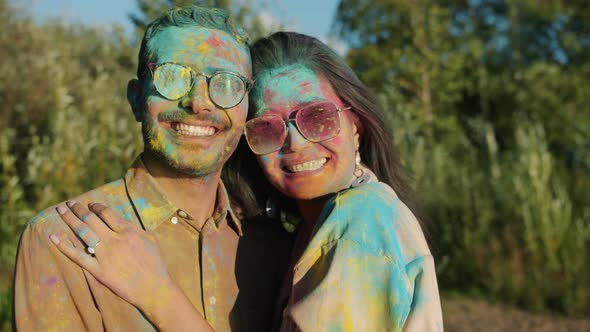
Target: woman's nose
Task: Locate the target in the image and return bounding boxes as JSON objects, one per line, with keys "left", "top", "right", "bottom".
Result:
{"left": 282, "top": 122, "right": 310, "bottom": 152}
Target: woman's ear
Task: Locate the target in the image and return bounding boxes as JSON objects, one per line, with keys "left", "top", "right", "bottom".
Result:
{"left": 348, "top": 111, "right": 363, "bottom": 150}
{"left": 127, "top": 79, "right": 143, "bottom": 122}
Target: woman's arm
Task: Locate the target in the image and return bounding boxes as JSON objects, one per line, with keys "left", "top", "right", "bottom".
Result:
{"left": 402, "top": 255, "right": 443, "bottom": 332}
{"left": 50, "top": 201, "right": 213, "bottom": 332}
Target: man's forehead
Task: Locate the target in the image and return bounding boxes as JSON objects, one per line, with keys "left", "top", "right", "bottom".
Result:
{"left": 147, "top": 26, "right": 250, "bottom": 74}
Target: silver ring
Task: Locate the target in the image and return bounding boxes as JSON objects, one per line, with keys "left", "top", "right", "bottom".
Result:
{"left": 87, "top": 240, "right": 102, "bottom": 255}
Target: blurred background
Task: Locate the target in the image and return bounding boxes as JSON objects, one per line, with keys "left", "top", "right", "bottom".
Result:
{"left": 1, "top": 0, "right": 589, "bottom": 331}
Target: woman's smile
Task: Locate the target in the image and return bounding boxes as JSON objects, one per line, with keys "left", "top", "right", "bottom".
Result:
{"left": 282, "top": 157, "right": 329, "bottom": 173}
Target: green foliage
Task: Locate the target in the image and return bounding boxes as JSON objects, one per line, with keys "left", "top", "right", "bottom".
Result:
{"left": 336, "top": 0, "right": 590, "bottom": 315}
{"left": 0, "top": 1, "right": 141, "bottom": 329}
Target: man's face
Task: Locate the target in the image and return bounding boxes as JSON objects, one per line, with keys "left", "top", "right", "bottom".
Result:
{"left": 130, "top": 26, "right": 251, "bottom": 176}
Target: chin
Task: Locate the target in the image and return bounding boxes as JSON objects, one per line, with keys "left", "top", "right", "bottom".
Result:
{"left": 147, "top": 149, "right": 223, "bottom": 176}
{"left": 279, "top": 186, "right": 336, "bottom": 201}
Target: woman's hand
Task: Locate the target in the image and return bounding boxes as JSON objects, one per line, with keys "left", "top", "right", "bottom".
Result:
{"left": 50, "top": 202, "right": 214, "bottom": 331}
{"left": 50, "top": 201, "right": 172, "bottom": 311}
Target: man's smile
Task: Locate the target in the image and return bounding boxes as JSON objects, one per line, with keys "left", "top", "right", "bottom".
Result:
{"left": 170, "top": 121, "right": 218, "bottom": 137}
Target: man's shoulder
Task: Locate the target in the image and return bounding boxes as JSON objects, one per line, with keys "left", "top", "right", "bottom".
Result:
{"left": 28, "top": 177, "right": 129, "bottom": 231}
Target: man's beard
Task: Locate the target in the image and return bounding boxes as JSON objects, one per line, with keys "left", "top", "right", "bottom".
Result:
{"left": 141, "top": 119, "right": 235, "bottom": 177}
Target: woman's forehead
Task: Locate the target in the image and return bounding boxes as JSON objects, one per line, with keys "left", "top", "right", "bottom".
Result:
{"left": 252, "top": 64, "right": 338, "bottom": 114}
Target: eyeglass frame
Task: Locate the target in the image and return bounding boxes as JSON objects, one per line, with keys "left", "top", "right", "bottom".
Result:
{"left": 244, "top": 101, "right": 352, "bottom": 155}
{"left": 147, "top": 62, "right": 254, "bottom": 109}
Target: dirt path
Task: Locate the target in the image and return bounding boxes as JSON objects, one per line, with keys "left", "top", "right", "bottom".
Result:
{"left": 443, "top": 298, "right": 590, "bottom": 332}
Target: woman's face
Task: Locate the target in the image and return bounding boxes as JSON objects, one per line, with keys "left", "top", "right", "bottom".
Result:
{"left": 250, "top": 64, "right": 359, "bottom": 200}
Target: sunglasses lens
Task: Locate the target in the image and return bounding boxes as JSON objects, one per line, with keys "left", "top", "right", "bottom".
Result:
{"left": 245, "top": 116, "right": 286, "bottom": 154}
{"left": 297, "top": 103, "right": 340, "bottom": 142}
{"left": 153, "top": 63, "right": 192, "bottom": 100}
{"left": 209, "top": 72, "right": 247, "bottom": 108}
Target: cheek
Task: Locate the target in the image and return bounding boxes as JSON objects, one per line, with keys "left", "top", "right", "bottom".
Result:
{"left": 145, "top": 97, "right": 169, "bottom": 116}
{"left": 257, "top": 154, "right": 282, "bottom": 179}
{"left": 326, "top": 135, "right": 355, "bottom": 157}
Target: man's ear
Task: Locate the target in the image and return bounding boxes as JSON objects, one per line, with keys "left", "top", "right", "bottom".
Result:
{"left": 127, "top": 79, "right": 143, "bottom": 122}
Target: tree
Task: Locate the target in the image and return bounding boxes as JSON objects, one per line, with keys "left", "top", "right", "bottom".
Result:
{"left": 333, "top": 0, "right": 590, "bottom": 151}
{"left": 333, "top": 0, "right": 590, "bottom": 314}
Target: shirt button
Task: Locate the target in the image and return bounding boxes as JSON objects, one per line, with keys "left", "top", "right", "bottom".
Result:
{"left": 171, "top": 216, "right": 178, "bottom": 224}
{"left": 209, "top": 296, "right": 217, "bottom": 305}
{"left": 178, "top": 210, "right": 188, "bottom": 218}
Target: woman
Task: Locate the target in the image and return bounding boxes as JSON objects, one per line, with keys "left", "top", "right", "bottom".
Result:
{"left": 51, "top": 32, "right": 443, "bottom": 331}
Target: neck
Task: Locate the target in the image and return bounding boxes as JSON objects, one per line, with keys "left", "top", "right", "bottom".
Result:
{"left": 295, "top": 197, "right": 329, "bottom": 244}
{"left": 143, "top": 152, "right": 220, "bottom": 226}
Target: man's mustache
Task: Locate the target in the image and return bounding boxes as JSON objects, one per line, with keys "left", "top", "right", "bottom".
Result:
{"left": 157, "top": 109, "right": 229, "bottom": 127}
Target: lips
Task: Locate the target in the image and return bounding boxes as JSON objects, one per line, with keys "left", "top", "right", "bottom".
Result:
{"left": 283, "top": 157, "right": 328, "bottom": 173}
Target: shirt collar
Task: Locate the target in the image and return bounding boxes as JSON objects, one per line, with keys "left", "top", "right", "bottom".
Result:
{"left": 124, "top": 155, "right": 243, "bottom": 235}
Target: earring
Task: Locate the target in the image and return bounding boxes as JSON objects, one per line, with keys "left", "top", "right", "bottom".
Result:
{"left": 354, "top": 151, "right": 363, "bottom": 177}
{"left": 265, "top": 196, "right": 278, "bottom": 219}
{"left": 265, "top": 196, "right": 300, "bottom": 233}
{"left": 351, "top": 151, "right": 370, "bottom": 188}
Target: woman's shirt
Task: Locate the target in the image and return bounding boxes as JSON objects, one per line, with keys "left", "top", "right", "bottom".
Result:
{"left": 279, "top": 182, "right": 443, "bottom": 332}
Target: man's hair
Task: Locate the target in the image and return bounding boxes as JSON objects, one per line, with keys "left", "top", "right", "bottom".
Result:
{"left": 224, "top": 32, "right": 421, "bottom": 226}
{"left": 136, "top": 6, "right": 250, "bottom": 78}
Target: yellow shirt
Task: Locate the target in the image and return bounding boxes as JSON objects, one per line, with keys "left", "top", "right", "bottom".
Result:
{"left": 14, "top": 156, "right": 291, "bottom": 331}
{"left": 278, "top": 182, "right": 443, "bottom": 332}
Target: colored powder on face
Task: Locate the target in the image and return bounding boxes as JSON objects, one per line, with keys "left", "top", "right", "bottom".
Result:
{"left": 259, "top": 155, "right": 271, "bottom": 164}
{"left": 252, "top": 65, "right": 322, "bottom": 115}
{"left": 197, "top": 41, "right": 211, "bottom": 56}
{"left": 299, "top": 81, "right": 313, "bottom": 94}
{"left": 206, "top": 34, "right": 224, "bottom": 48}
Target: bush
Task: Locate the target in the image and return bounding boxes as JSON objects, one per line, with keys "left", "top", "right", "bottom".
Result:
{"left": 0, "top": 2, "right": 141, "bottom": 329}
{"left": 389, "top": 92, "right": 590, "bottom": 314}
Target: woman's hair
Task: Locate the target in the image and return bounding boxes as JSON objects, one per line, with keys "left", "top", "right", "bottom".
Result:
{"left": 223, "top": 31, "right": 419, "bottom": 224}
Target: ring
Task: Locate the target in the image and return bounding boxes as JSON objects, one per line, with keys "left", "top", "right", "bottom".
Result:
{"left": 87, "top": 240, "right": 102, "bottom": 255}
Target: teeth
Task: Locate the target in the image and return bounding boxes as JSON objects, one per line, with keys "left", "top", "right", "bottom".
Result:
{"left": 173, "top": 123, "right": 216, "bottom": 137}
{"left": 286, "top": 158, "right": 327, "bottom": 173}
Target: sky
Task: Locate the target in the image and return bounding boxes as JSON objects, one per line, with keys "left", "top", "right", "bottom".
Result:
{"left": 21, "top": 0, "right": 347, "bottom": 54}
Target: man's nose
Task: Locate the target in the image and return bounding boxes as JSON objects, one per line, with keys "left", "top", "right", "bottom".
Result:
{"left": 180, "top": 77, "right": 214, "bottom": 113}
{"left": 282, "top": 122, "right": 310, "bottom": 152}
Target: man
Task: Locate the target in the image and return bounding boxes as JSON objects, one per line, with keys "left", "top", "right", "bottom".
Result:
{"left": 14, "top": 6, "right": 290, "bottom": 331}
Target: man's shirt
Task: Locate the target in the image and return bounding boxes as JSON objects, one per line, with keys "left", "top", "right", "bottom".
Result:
{"left": 14, "top": 156, "right": 291, "bottom": 331}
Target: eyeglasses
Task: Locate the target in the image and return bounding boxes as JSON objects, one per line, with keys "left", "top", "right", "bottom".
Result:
{"left": 148, "top": 62, "right": 253, "bottom": 109}
{"left": 244, "top": 101, "right": 351, "bottom": 155}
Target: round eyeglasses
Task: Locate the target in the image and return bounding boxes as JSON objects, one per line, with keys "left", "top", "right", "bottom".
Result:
{"left": 148, "top": 62, "right": 253, "bottom": 109}
{"left": 244, "top": 101, "right": 351, "bottom": 155}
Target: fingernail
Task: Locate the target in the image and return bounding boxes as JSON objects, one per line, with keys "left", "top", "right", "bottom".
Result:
{"left": 66, "top": 200, "right": 76, "bottom": 207}
{"left": 49, "top": 234, "right": 60, "bottom": 245}
{"left": 88, "top": 202, "right": 96, "bottom": 208}
{"left": 56, "top": 206, "right": 67, "bottom": 215}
